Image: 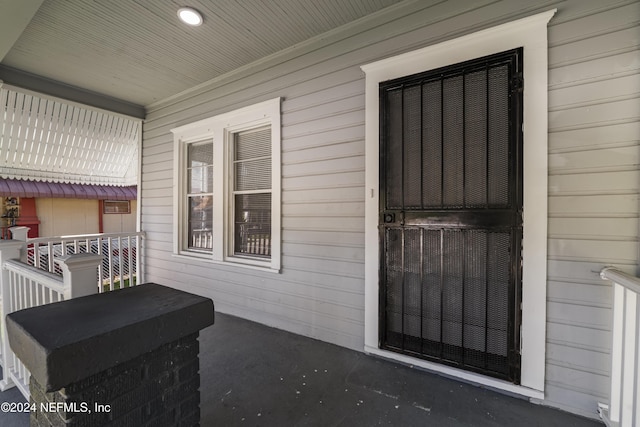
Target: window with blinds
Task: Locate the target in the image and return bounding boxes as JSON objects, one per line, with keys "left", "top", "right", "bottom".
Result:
{"left": 232, "top": 127, "right": 271, "bottom": 258}
{"left": 171, "top": 97, "right": 281, "bottom": 271}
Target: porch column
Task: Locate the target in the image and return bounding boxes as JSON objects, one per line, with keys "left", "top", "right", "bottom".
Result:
{"left": 6, "top": 283, "right": 214, "bottom": 427}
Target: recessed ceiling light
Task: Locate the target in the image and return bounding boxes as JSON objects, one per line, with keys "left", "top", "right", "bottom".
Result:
{"left": 178, "top": 7, "right": 203, "bottom": 26}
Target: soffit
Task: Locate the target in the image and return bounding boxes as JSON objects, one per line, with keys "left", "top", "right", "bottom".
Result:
{"left": 1, "top": 0, "right": 404, "bottom": 107}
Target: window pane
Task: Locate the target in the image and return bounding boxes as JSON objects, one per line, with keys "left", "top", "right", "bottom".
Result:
{"left": 234, "top": 193, "right": 271, "bottom": 257}
{"left": 235, "top": 127, "right": 271, "bottom": 160}
{"left": 188, "top": 166, "right": 213, "bottom": 193}
{"left": 188, "top": 143, "right": 213, "bottom": 167}
{"left": 188, "top": 143, "right": 213, "bottom": 193}
{"left": 235, "top": 158, "right": 271, "bottom": 191}
{"left": 234, "top": 127, "right": 271, "bottom": 192}
{"left": 188, "top": 195, "right": 212, "bottom": 250}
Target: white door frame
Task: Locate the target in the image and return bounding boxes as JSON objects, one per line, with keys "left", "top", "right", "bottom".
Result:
{"left": 361, "top": 9, "right": 556, "bottom": 399}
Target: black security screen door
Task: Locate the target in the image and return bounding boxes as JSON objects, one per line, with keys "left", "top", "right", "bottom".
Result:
{"left": 379, "top": 48, "right": 523, "bottom": 383}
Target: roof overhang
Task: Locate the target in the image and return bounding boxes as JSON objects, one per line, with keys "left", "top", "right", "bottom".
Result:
{"left": 0, "top": 178, "right": 136, "bottom": 200}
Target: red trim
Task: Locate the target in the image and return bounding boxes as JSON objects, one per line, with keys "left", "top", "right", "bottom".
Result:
{"left": 98, "top": 200, "right": 104, "bottom": 233}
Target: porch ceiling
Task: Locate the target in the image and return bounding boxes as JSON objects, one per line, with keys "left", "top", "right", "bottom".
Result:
{"left": 0, "top": 0, "right": 405, "bottom": 115}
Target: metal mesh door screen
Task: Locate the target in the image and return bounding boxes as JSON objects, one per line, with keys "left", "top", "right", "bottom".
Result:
{"left": 379, "top": 49, "right": 523, "bottom": 382}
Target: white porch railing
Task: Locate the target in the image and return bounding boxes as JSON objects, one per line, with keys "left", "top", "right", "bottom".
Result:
{"left": 24, "top": 231, "right": 145, "bottom": 292}
{"left": 0, "top": 239, "right": 105, "bottom": 399}
{"left": 1, "top": 259, "right": 67, "bottom": 397}
{"left": 599, "top": 267, "right": 640, "bottom": 427}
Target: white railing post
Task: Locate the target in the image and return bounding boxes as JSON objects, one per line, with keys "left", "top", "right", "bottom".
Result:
{"left": 137, "top": 233, "right": 144, "bottom": 285}
{"left": 9, "top": 226, "right": 29, "bottom": 242}
{"left": 600, "top": 267, "right": 640, "bottom": 427}
{"left": 55, "top": 254, "right": 104, "bottom": 299}
{"left": 0, "top": 240, "right": 26, "bottom": 391}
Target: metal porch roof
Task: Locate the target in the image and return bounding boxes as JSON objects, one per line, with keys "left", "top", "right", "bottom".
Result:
{"left": 0, "top": 178, "right": 136, "bottom": 200}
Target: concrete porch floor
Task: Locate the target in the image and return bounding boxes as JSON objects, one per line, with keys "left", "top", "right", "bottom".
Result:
{"left": 1, "top": 312, "right": 602, "bottom": 426}
{"left": 200, "top": 313, "right": 601, "bottom": 426}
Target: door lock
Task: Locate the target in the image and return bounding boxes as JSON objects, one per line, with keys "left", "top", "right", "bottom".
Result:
{"left": 383, "top": 213, "right": 395, "bottom": 223}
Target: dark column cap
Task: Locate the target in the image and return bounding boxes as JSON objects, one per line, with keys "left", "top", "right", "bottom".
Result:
{"left": 6, "top": 283, "right": 214, "bottom": 392}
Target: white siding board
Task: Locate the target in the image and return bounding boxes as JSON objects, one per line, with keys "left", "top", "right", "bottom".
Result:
{"left": 548, "top": 281, "right": 612, "bottom": 307}
{"left": 549, "top": 259, "right": 635, "bottom": 281}
{"left": 140, "top": 0, "right": 639, "bottom": 417}
{"left": 282, "top": 94, "right": 365, "bottom": 128}
{"left": 285, "top": 216, "right": 364, "bottom": 233}
{"left": 548, "top": 50, "right": 639, "bottom": 86}
{"left": 549, "top": 74, "right": 640, "bottom": 109}
{"left": 545, "top": 364, "right": 609, "bottom": 401}
{"left": 283, "top": 229, "right": 364, "bottom": 248}
{"left": 549, "top": 170, "right": 639, "bottom": 195}
{"left": 547, "top": 344, "right": 610, "bottom": 378}
{"left": 282, "top": 79, "right": 364, "bottom": 113}
{"left": 140, "top": 188, "right": 173, "bottom": 200}
{"left": 548, "top": 194, "right": 639, "bottom": 216}
{"left": 547, "top": 322, "right": 612, "bottom": 354}
{"left": 547, "top": 301, "right": 611, "bottom": 331}
{"left": 548, "top": 98, "right": 639, "bottom": 132}
{"left": 283, "top": 242, "right": 364, "bottom": 263}
{"left": 142, "top": 150, "right": 173, "bottom": 166}
{"left": 141, "top": 170, "right": 174, "bottom": 184}
{"left": 282, "top": 186, "right": 364, "bottom": 204}
{"left": 548, "top": 1, "right": 640, "bottom": 43}
{"left": 283, "top": 171, "right": 364, "bottom": 191}
{"left": 141, "top": 179, "right": 172, "bottom": 191}
{"left": 140, "top": 197, "right": 172, "bottom": 208}
{"left": 548, "top": 238, "right": 637, "bottom": 263}
{"left": 282, "top": 110, "right": 364, "bottom": 140}
{"left": 549, "top": 145, "right": 638, "bottom": 174}
{"left": 549, "top": 217, "right": 638, "bottom": 239}
{"left": 140, "top": 216, "right": 172, "bottom": 228}
{"left": 544, "top": 384, "right": 607, "bottom": 417}
{"left": 550, "top": 122, "right": 640, "bottom": 152}
{"left": 283, "top": 140, "right": 364, "bottom": 165}
{"left": 549, "top": 26, "right": 639, "bottom": 67}
{"left": 141, "top": 160, "right": 171, "bottom": 174}
{"left": 140, "top": 222, "right": 174, "bottom": 234}
{"left": 283, "top": 201, "right": 364, "bottom": 217}
{"left": 283, "top": 255, "right": 365, "bottom": 279}
{"left": 283, "top": 156, "right": 364, "bottom": 178}
{"left": 283, "top": 125, "right": 363, "bottom": 152}
{"left": 142, "top": 138, "right": 173, "bottom": 154}
{"left": 143, "top": 231, "right": 174, "bottom": 244}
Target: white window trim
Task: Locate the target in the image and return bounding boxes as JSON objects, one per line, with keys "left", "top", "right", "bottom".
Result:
{"left": 361, "top": 10, "right": 555, "bottom": 399}
{"left": 171, "top": 98, "right": 281, "bottom": 272}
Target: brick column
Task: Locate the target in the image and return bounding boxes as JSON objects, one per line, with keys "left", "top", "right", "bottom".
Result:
{"left": 6, "top": 283, "right": 214, "bottom": 427}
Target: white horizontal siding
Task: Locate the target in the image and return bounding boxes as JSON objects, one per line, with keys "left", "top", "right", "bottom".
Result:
{"left": 545, "top": 0, "right": 640, "bottom": 418}
{"left": 140, "top": 0, "right": 638, "bottom": 418}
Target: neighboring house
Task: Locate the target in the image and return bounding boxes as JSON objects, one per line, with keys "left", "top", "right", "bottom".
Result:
{"left": 0, "top": 0, "right": 637, "bottom": 422}
{"left": 0, "top": 86, "right": 140, "bottom": 237}
{"left": 141, "top": 0, "right": 639, "bottom": 420}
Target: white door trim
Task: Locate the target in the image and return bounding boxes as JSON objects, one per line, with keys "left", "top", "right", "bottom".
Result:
{"left": 361, "top": 9, "right": 556, "bottom": 398}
